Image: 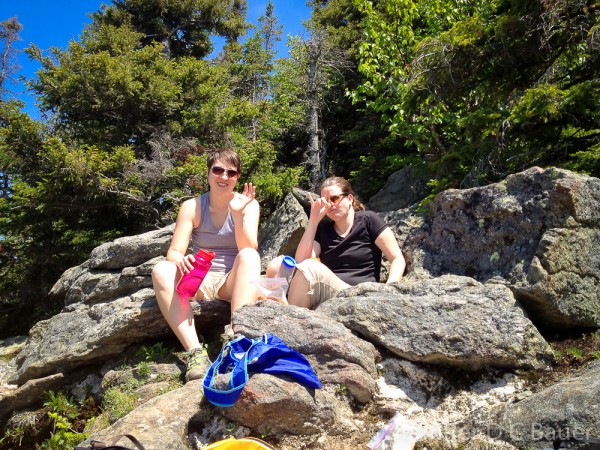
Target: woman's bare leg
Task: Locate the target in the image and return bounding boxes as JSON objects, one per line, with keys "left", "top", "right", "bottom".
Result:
{"left": 152, "top": 260, "right": 202, "bottom": 351}
{"left": 219, "top": 247, "right": 261, "bottom": 312}
{"left": 265, "top": 255, "right": 284, "bottom": 278}
{"left": 286, "top": 270, "right": 312, "bottom": 308}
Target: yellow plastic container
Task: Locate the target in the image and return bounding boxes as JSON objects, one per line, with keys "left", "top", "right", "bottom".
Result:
{"left": 203, "top": 437, "right": 277, "bottom": 450}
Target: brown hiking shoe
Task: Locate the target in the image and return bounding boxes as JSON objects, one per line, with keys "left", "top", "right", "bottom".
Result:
{"left": 185, "top": 347, "right": 211, "bottom": 382}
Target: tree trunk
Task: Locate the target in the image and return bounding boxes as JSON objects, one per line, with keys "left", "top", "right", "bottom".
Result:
{"left": 0, "top": 17, "right": 23, "bottom": 98}
{"left": 305, "top": 42, "right": 325, "bottom": 191}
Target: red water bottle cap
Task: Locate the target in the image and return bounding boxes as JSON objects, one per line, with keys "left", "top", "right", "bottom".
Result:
{"left": 196, "top": 249, "right": 215, "bottom": 262}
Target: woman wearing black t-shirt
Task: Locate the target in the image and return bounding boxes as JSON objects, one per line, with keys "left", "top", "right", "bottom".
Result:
{"left": 285, "top": 177, "right": 405, "bottom": 308}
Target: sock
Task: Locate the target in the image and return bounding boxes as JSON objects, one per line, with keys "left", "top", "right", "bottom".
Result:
{"left": 186, "top": 345, "right": 202, "bottom": 353}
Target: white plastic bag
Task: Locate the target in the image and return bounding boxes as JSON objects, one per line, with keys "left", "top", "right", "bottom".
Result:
{"left": 368, "top": 413, "right": 428, "bottom": 449}
{"left": 254, "top": 277, "right": 288, "bottom": 304}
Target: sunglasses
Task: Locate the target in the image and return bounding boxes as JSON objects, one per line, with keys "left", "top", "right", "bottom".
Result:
{"left": 211, "top": 166, "right": 239, "bottom": 178}
{"left": 328, "top": 194, "right": 348, "bottom": 205}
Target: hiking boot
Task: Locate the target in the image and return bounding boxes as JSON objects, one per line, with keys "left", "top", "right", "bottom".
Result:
{"left": 220, "top": 324, "right": 235, "bottom": 347}
{"left": 185, "top": 347, "right": 210, "bottom": 382}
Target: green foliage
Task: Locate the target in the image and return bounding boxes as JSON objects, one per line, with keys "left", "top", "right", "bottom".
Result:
{"left": 29, "top": 31, "right": 204, "bottom": 149}
{"left": 90, "top": 0, "right": 249, "bottom": 59}
{"left": 136, "top": 361, "right": 151, "bottom": 377}
{"left": 26, "top": 11, "right": 298, "bottom": 211}
{"left": 233, "top": 136, "right": 301, "bottom": 208}
{"left": 42, "top": 431, "right": 85, "bottom": 450}
{"left": 41, "top": 391, "right": 89, "bottom": 450}
{"left": 1, "top": 2, "right": 303, "bottom": 335}
{"left": 1, "top": 396, "right": 99, "bottom": 449}
{"left": 44, "top": 391, "right": 79, "bottom": 419}
{"left": 136, "top": 342, "right": 173, "bottom": 362}
{"left": 351, "top": 0, "right": 600, "bottom": 191}
{"left": 102, "top": 387, "right": 137, "bottom": 423}
{"left": 0, "top": 104, "right": 135, "bottom": 328}
{"left": 311, "top": 0, "right": 365, "bottom": 57}
{"left": 257, "top": 426, "right": 273, "bottom": 440}
{"left": 565, "top": 347, "right": 585, "bottom": 360}
{"left": 551, "top": 329, "right": 600, "bottom": 368}
{"left": 266, "top": 50, "right": 308, "bottom": 140}
{"left": 334, "top": 383, "right": 348, "bottom": 397}
{"left": 42, "top": 413, "right": 87, "bottom": 450}
{"left": 0, "top": 411, "right": 38, "bottom": 448}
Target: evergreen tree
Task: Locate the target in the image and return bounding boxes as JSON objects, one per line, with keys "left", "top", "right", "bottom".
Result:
{"left": 90, "top": 0, "right": 248, "bottom": 59}
{"left": 0, "top": 1, "right": 299, "bottom": 335}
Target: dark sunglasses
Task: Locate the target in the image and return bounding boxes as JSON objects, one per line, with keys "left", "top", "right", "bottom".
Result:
{"left": 328, "top": 194, "right": 348, "bottom": 205}
{"left": 211, "top": 166, "right": 239, "bottom": 178}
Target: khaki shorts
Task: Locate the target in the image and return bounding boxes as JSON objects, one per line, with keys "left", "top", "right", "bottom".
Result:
{"left": 294, "top": 258, "right": 350, "bottom": 308}
{"left": 193, "top": 271, "right": 230, "bottom": 301}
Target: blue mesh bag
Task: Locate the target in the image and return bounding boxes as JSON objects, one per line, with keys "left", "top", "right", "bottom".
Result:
{"left": 203, "top": 334, "right": 321, "bottom": 407}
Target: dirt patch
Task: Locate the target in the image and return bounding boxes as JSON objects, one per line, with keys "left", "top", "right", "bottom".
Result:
{"left": 518, "top": 328, "right": 600, "bottom": 391}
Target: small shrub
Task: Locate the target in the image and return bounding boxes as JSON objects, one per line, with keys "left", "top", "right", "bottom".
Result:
{"left": 565, "top": 347, "right": 585, "bottom": 359}
{"left": 137, "top": 342, "right": 173, "bottom": 363}
{"left": 0, "top": 426, "right": 25, "bottom": 447}
{"left": 334, "top": 383, "right": 348, "bottom": 397}
{"left": 102, "top": 388, "right": 137, "bottom": 423}
{"left": 1, "top": 410, "right": 40, "bottom": 447}
{"left": 136, "top": 361, "right": 151, "bottom": 377}
{"left": 42, "top": 425, "right": 87, "bottom": 450}
{"left": 258, "top": 427, "right": 272, "bottom": 439}
{"left": 44, "top": 390, "right": 79, "bottom": 419}
{"left": 35, "top": 390, "right": 88, "bottom": 449}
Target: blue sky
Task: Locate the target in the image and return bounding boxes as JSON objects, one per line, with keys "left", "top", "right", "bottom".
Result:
{"left": 0, "top": 1, "right": 311, "bottom": 119}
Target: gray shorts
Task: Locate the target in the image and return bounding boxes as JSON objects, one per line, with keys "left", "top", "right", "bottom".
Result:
{"left": 294, "top": 258, "right": 350, "bottom": 308}
{"left": 193, "top": 271, "right": 230, "bottom": 301}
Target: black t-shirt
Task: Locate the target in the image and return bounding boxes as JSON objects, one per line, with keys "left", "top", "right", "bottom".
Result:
{"left": 314, "top": 210, "right": 389, "bottom": 285}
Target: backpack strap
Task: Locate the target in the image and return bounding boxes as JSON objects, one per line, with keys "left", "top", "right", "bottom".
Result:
{"left": 75, "top": 434, "right": 145, "bottom": 450}
{"left": 109, "top": 434, "right": 146, "bottom": 450}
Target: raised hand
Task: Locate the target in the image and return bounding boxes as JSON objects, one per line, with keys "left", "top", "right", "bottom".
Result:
{"left": 229, "top": 183, "right": 256, "bottom": 214}
{"left": 307, "top": 192, "right": 332, "bottom": 223}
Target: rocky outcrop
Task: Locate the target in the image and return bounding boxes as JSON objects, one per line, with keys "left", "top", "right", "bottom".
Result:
{"left": 367, "top": 165, "right": 432, "bottom": 211}
{"left": 0, "top": 373, "right": 64, "bottom": 423}
{"left": 1, "top": 166, "right": 599, "bottom": 450}
{"left": 475, "top": 361, "right": 600, "bottom": 449}
{"left": 318, "top": 276, "right": 553, "bottom": 370}
{"left": 84, "top": 379, "right": 205, "bottom": 450}
{"left": 402, "top": 167, "right": 600, "bottom": 328}
{"left": 233, "top": 301, "right": 378, "bottom": 404}
{"left": 10, "top": 289, "right": 170, "bottom": 383}
{"left": 257, "top": 191, "right": 308, "bottom": 272}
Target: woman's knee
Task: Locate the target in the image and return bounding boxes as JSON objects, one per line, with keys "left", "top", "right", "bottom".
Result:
{"left": 287, "top": 270, "right": 311, "bottom": 308}
{"left": 296, "top": 258, "right": 324, "bottom": 273}
{"left": 237, "top": 247, "right": 261, "bottom": 266}
{"left": 152, "top": 260, "right": 176, "bottom": 286}
{"left": 266, "top": 255, "right": 284, "bottom": 278}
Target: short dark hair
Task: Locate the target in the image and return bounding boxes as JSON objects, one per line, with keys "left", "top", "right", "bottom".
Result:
{"left": 207, "top": 149, "right": 242, "bottom": 175}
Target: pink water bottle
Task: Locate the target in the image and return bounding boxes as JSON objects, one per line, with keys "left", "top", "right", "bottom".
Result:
{"left": 176, "top": 249, "right": 215, "bottom": 299}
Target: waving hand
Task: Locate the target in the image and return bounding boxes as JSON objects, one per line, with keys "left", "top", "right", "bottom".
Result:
{"left": 229, "top": 183, "right": 256, "bottom": 214}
